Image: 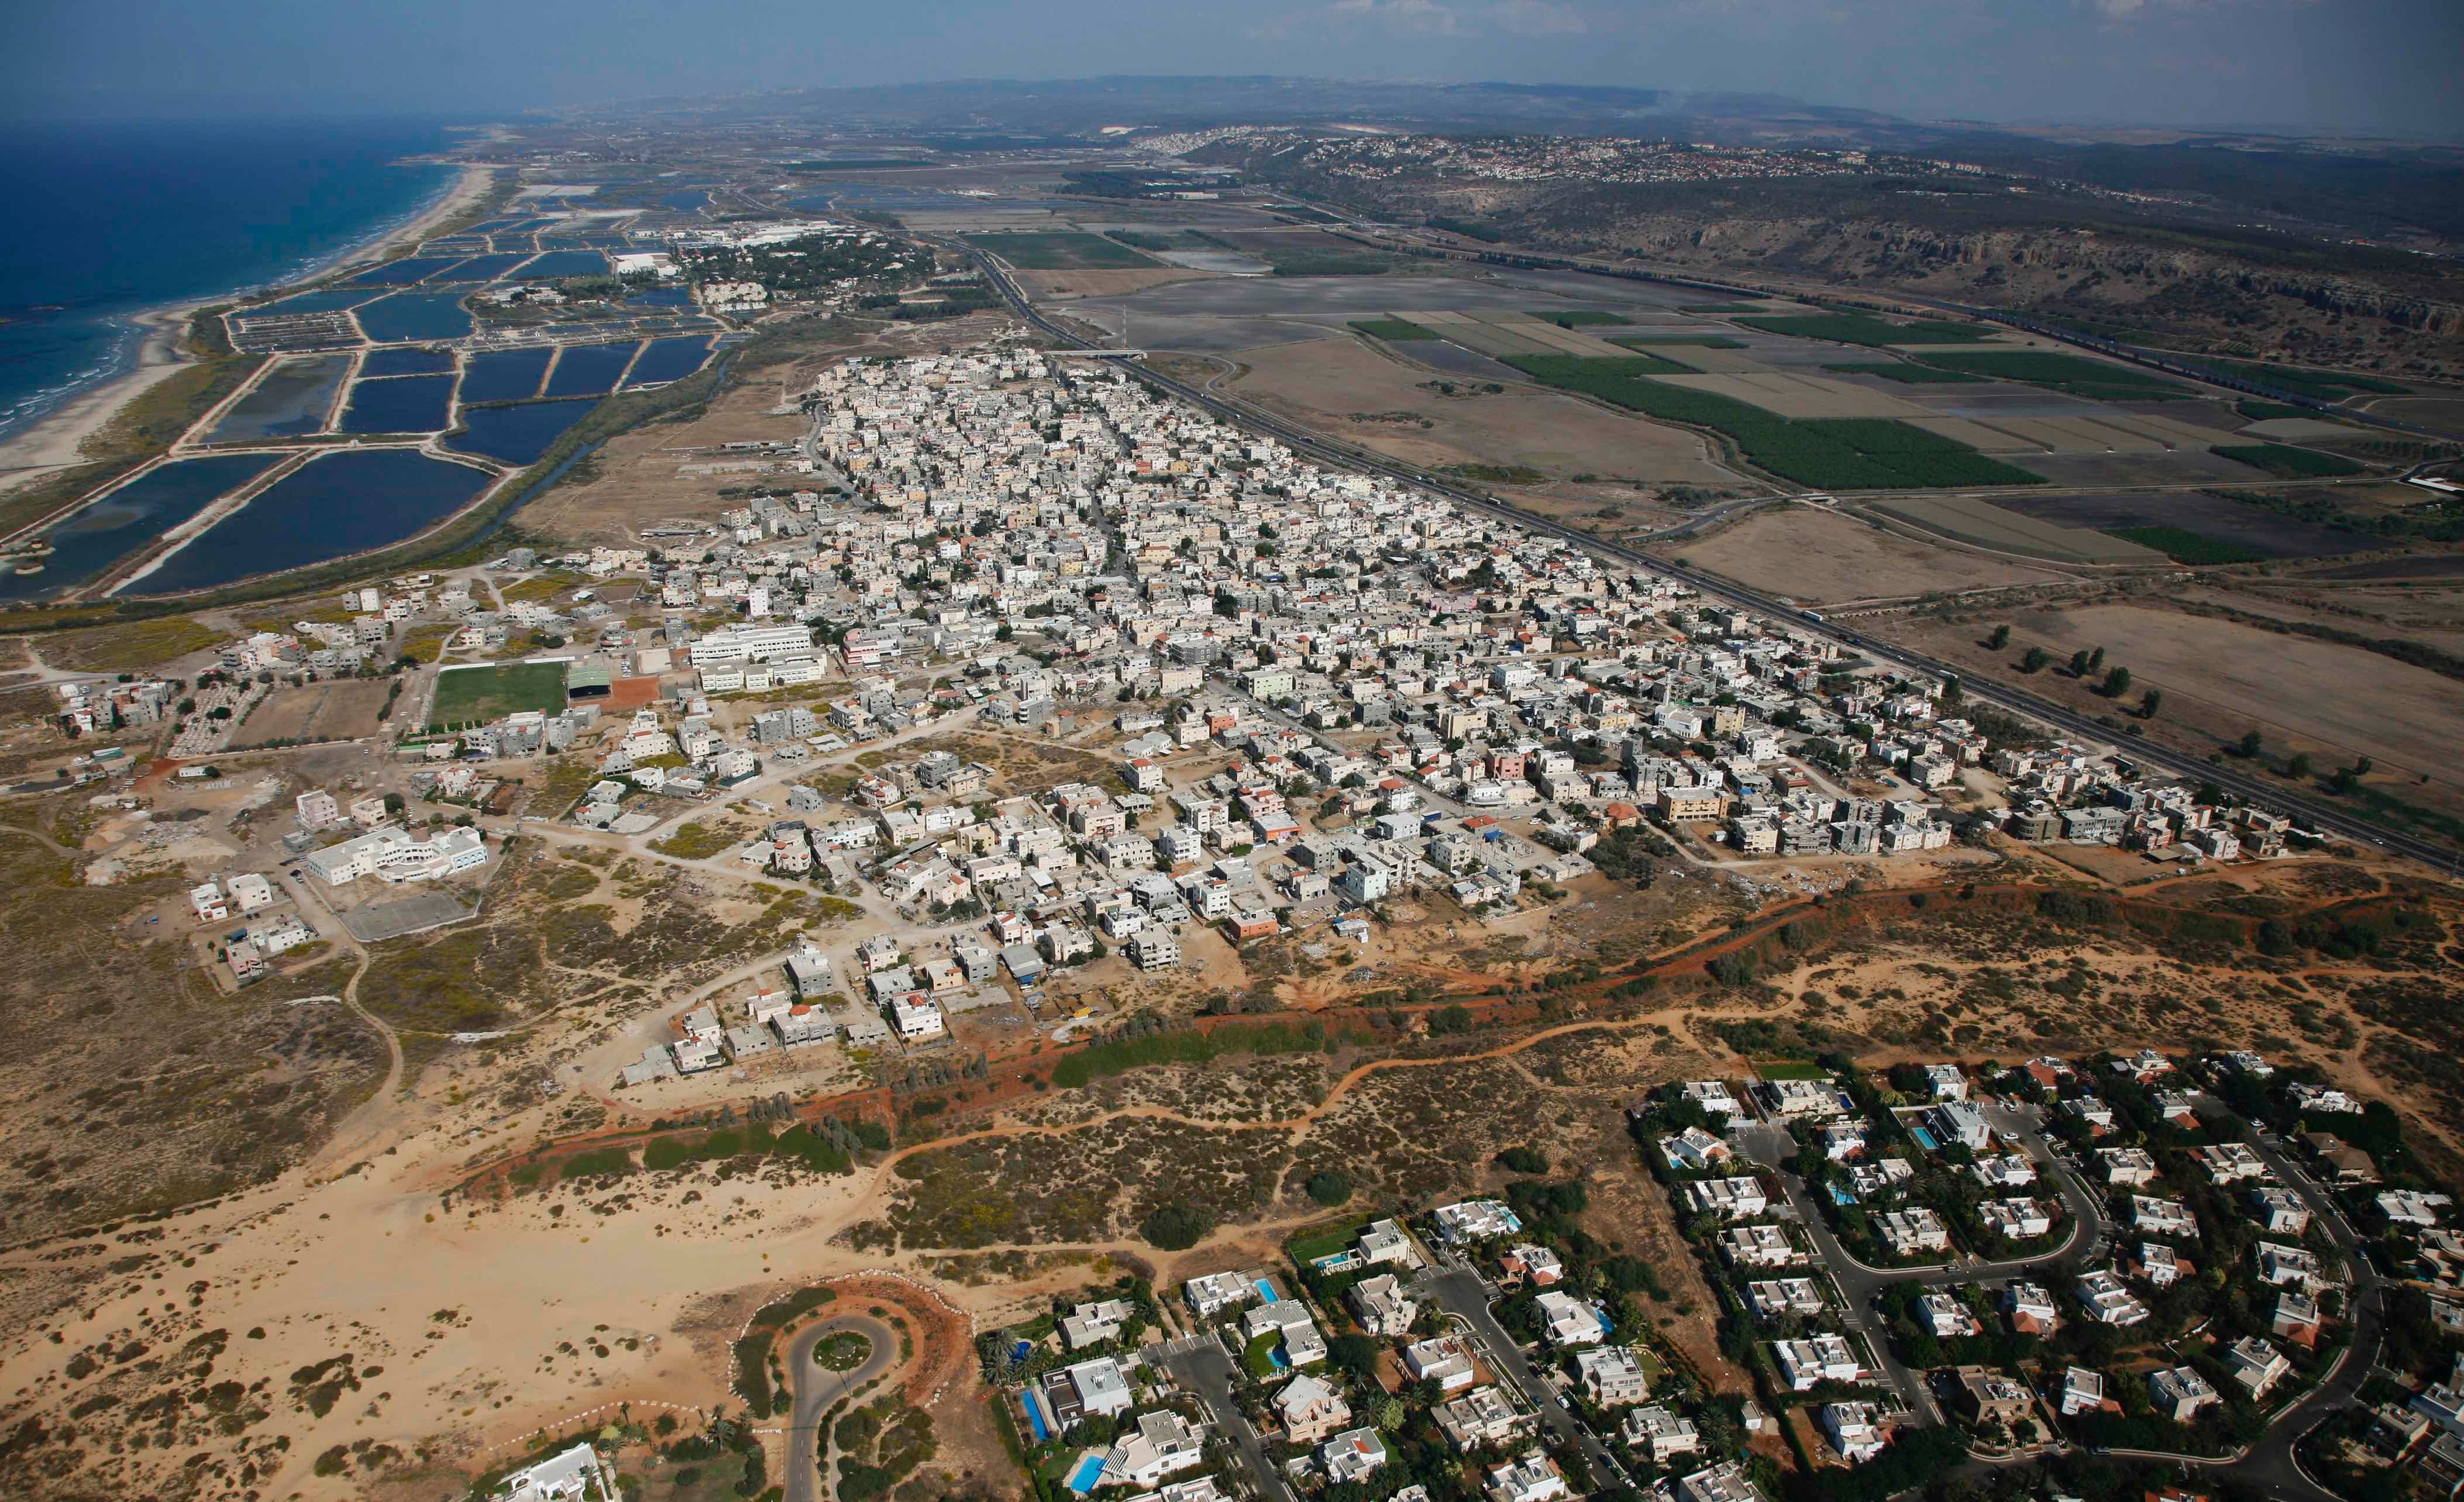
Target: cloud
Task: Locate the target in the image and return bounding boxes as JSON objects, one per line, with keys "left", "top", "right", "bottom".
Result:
{"left": 2086, "top": 0, "right": 2315, "bottom": 19}
{"left": 1481, "top": 0, "right": 1599, "bottom": 33}
{"left": 1261, "top": 0, "right": 1606, "bottom": 41}
{"left": 1326, "top": 0, "right": 1465, "bottom": 36}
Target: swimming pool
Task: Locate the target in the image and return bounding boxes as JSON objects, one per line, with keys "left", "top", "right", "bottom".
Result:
{"left": 1253, "top": 1277, "right": 1281, "bottom": 1302}
{"left": 1064, "top": 1452, "right": 1109, "bottom": 1495}
{"left": 1911, "top": 1126, "right": 1940, "bottom": 1151}
{"left": 1021, "top": 1390, "right": 1052, "bottom": 1444}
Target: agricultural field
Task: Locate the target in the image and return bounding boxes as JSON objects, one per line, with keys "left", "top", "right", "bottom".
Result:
{"left": 1887, "top": 601, "right": 2464, "bottom": 807}
{"left": 1909, "top": 350, "right": 2193, "bottom": 399}
{"left": 2211, "top": 443, "right": 2367, "bottom": 479}
{"left": 2102, "top": 526, "right": 2266, "bottom": 565}
{"left": 1992, "top": 491, "right": 2367, "bottom": 561}
{"left": 428, "top": 660, "right": 568, "bottom": 729}
{"left": 1733, "top": 314, "right": 1995, "bottom": 347}
{"left": 1227, "top": 338, "right": 1736, "bottom": 490}
{"left": 1663, "top": 505, "right": 2071, "bottom": 604}
{"left": 1868, "top": 496, "right": 2163, "bottom": 563}
{"left": 1822, "top": 362, "right": 1987, "bottom": 384}
{"left": 1348, "top": 318, "right": 1436, "bottom": 341}
{"left": 1529, "top": 309, "right": 1632, "bottom": 325}
{"left": 1616, "top": 335, "right": 1748, "bottom": 350}
{"left": 1503, "top": 355, "right": 2045, "bottom": 489}
{"left": 962, "top": 232, "right": 1158, "bottom": 270}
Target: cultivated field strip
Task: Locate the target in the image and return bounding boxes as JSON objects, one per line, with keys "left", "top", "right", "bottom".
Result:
{"left": 1871, "top": 494, "right": 2169, "bottom": 563}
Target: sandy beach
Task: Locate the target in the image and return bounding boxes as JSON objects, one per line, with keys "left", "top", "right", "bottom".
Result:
{"left": 0, "top": 163, "right": 500, "bottom": 504}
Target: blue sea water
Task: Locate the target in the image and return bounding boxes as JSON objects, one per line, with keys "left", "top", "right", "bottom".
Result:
{"left": 0, "top": 118, "right": 460, "bottom": 449}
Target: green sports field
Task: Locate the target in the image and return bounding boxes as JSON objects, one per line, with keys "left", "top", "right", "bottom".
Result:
{"left": 428, "top": 661, "right": 567, "bottom": 729}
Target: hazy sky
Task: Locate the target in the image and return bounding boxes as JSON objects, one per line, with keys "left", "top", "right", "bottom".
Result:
{"left": 12, "top": 0, "right": 2462, "bottom": 137}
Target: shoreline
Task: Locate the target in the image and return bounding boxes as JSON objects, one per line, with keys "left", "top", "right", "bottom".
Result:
{"left": 0, "top": 162, "right": 500, "bottom": 504}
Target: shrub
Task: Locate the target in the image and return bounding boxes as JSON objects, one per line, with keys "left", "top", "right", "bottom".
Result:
{"left": 1140, "top": 1203, "right": 1214, "bottom": 1250}
{"left": 1495, "top": 1146, "right": 1549, "bottom": 1174}
{"left": 1305, "top": 1171, "right": 1353, "bottom": 1207}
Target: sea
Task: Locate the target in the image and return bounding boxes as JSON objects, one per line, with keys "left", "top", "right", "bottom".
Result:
{"left": 0, "top": 118, "right": 462, "bottom": 451}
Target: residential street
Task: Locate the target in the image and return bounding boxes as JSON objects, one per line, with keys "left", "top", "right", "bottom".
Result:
{"left": 1158, "top": 1335, "right": 1293, "bottom": 1502}
{"left": 1416, "top": 1266, "right": 1630, "bottom": 1487}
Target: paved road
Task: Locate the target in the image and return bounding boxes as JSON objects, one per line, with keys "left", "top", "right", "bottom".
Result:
{"left": 783, "top": 1314, "right": 896, "bottom": 1502}
{"left": 975, "top": 252, "right": 2463, "bottom": 878}
{"left": 1159, "top": 1336, "right": 1293, "bottom": 1502}
{"left": 1417, "top": 1266, "right": 1630, "bottom": 1487}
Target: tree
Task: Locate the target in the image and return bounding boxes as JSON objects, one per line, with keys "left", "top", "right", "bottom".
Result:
{"left": 2140, "top": 688, "right": 2163, "bottom": 719}
{"left": 2101, "top": 666, "right": 2132, "bottom": 697}
{"left": 1138, "top": 1204, "right": 1213, "bottom": 1250}
{"left": 2020, "top": 648, "right": 2050, "bottom": 674}
{"left": 1305, "top": 1171, "right": 1352, "bottom": 1207}
{"left": 2088, "top": 646, "right": 2105, "bottom": 673}
{"left": 1987, "top": 625, "right": 2011, "bottom": 650}
{"left": 2067, "top": 650, "right": 2092, "bottom": 678}
{"left": 2238, "top": 730, "right": 2264, "bottom": 759}
{"left": 2286, "top": 752, "right": 2312, "bottom": 779}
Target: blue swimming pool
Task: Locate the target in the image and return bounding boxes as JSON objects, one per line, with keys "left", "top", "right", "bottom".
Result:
{"left": 1021, "top": 1390, "right": 1052, "bottom": 1443}
{"left": 1911, "top": 1126, "right": 1940, "bottom": 1151}
{"left": 1253, "top": 1277, "right": 1281, "bottom": 1302}
{"left": 1064, "top": 1453, "right": 1108, "bottom": 1495}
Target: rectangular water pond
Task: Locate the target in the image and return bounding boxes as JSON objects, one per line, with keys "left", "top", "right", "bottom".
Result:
{"left": 0, "top": 454, "right": 283, "bottom": 601}
{"left": 432, "top": 251, "right": 538, "bottom": 283}
{"left": 122, "top": 449, "right": 494, "bottom": 596}
{"left": 208, "top": 355, "right": 353, "bottom": 440}
{"left": 356, "top": 292, "right": 475, "bottom": 343}
{"left": 621, "top": 336, "right": 711, "bottom": 388}
{"left": 445, "top": 398, "right": 595, "bottom": 465}
{"left": 517, "top": 250, "right": 608, "bottom": 279}
{"left": 240, "top": 288, "right": 381, "bottom": 318}
{"left": 350, "top": 256, "right": 467, "bottom": 287}
{"left": 459, "top": 347, "right": 554, "bottom": 403}
{"left": 340, "top": 374, "right": 456, "bottom": 435}
{"left": 543, "top": 342, "right": 638, "bottom": 398}
{"left": 361, "top": 346, "right": 456, "bottom": 377}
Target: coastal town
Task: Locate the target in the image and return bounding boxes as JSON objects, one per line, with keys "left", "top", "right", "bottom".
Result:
{"left": 0, "top": 79, "right": 2456, "bottom": 1498}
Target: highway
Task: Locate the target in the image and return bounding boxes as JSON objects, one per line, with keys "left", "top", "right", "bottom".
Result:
{"left": 972, "top": 250, "right": 2462, "bottom": 877}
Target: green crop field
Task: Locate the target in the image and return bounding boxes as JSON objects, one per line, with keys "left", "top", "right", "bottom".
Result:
{"left": 2235, "top": 399, "right": 2316, "bottom": 421}
{"left": 1822, "top": 362, "right": 1987, "bottom": 384}
{"left": 1503, "top": 355, "right": 2044, "bottom": 490}
{"left": 2210, "top": 443, "right": 2366, "bottom": 479}
{"left": 962, "top": 232, "right": 1158, "bottom": 270}
{"left": 1910, "top": 350, "right": 2191, "bottom": 399}
{"left": 1531, "top": 309, "right": 1632, "bottom": 326}
{"left": 1681, "top": 303, "right": 1770, "bottom": 313}
{"left": 2200, "top": 360, "right": 2408, "bottom": 401}
{"left": 1348, "top": 318, "right": 1437, "bottom": 341}
{"left": 2103, "top": 526, "right": 2266, "bottom": 564}
{"left": 428, "top": 661, "right": 567, "bottom": 729}
{"left": 1735, "top": 314, "right": 1995, "bottom": 347}
{"left": 1612, "top": 335, "right": 1747, "bottom": 350}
